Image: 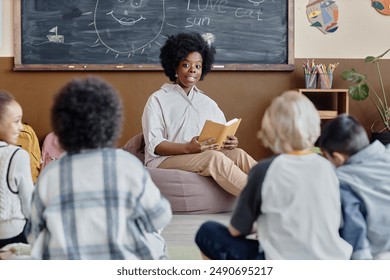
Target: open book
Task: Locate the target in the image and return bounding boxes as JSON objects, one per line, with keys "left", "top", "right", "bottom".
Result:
{"left": 198, "top": 118, "right": 242, "bottom": 149}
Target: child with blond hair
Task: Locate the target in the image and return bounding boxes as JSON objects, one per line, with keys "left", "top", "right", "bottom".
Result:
{"left": 195, "top": 91, "right": 352, "bottom": 260}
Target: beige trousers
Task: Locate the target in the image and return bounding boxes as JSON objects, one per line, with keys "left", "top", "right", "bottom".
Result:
{"left": 158, "top": 148, "right": 257, "bottom": 197}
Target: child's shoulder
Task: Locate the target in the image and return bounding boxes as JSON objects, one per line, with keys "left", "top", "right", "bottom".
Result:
{"left": 250, "top": 155, "right": 279, "bottom": 175}
{"left": 1, "top": 143, "right": 29, "bottom": 160}
{"left": 259, "top": 153, "right": 332, "bottom": 173}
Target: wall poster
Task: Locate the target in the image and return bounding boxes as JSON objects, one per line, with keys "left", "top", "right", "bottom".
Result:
{"left": 372, "top": 0, "right": 390, "bottom": 15}
{"left": 306, "top": 0, "right": 339, "bottom": 34}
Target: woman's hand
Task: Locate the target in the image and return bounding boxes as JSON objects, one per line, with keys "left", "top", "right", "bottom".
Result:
{"left": 222, "top": 135, "right": 238, "bottom": 150}
{"left": 193, "top": 136, "right": 219, "bottom": 152}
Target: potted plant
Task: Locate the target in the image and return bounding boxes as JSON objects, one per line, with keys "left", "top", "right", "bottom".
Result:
{"left": 341, "top": 48, "right": 390, "bottom": 143}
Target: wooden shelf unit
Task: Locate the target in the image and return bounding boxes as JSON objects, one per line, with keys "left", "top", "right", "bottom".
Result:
{"left": 298, "top": 89, "right": 349, "bottom": 120}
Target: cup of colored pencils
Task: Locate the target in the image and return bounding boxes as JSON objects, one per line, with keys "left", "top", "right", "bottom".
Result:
{"left": 317, "top": 63, "right": 339, "bottom": 89}
{"left": 303, "top": 59, "right": 318, "bottom": 89}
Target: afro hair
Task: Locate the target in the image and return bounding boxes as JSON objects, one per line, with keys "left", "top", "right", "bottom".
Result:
{"left": 51, "top": 76, "right": 123, "bottom": 153}
{"left": 159, "top": 32, "right": 216, "bottom": 82}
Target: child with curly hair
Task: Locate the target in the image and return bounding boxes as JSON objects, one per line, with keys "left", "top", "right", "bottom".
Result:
{"left": 27, "top": 76, "right": 172, "bottom": 259}
{"left": 142, "top": 32, "right": 256, "bottom": 197}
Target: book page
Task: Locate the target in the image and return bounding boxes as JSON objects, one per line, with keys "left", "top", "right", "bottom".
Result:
{"left": 225, "top": 118, "right": 239, "bottom": 126}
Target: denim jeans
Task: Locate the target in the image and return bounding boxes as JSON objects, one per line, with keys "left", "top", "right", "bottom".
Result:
{"left": 195, "top": 221, "right": 265, "bottom": 260}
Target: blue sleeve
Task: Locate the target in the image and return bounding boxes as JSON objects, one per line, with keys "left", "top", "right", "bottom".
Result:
{"left": 339, "top": 183, "right": 373, "bottom": 259}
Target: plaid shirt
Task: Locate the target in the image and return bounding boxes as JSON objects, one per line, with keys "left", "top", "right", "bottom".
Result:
{"left": 27, "top": 148, "right": 172, "bottom": 259}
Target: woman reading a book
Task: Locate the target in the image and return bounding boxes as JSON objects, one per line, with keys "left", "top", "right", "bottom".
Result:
{"left": 142, "top": 32, "right": 257, "bottom": 196}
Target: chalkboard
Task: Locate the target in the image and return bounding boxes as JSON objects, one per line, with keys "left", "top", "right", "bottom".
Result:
{"left": 14, "top": 0, "right": 294, "bottom": 71}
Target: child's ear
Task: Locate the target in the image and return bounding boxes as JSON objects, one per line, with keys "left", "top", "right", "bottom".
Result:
{"left": 332, "top": 152, "right": 348, "bottom": 167}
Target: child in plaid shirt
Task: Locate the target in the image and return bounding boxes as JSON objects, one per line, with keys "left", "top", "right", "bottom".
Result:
{"left": 27, "top": 76, "right": 172, "bottom": 259}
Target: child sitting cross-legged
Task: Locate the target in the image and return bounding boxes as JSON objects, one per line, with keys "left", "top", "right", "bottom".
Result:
{"left": 195, "top": 90, "right": 352, "bottom": 260}
{"left": 319, "top": 114, "right": 390, "bottom": 260}
{"left": 26, "top": 76, "right": 172, "bottom": 260}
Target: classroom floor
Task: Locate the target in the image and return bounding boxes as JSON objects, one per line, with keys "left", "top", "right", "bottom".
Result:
{"left": 0, "top": 213, "right": 232, "bottom": 260}
{"left": 161, "top": 213, "right": 231, "bottom": 260}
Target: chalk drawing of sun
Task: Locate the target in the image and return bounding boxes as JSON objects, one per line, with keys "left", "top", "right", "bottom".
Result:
{"left": 87, "top": 0, "right": 165, "bottom": 59}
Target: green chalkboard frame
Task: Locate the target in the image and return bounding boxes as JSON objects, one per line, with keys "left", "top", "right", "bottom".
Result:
{"left": 14, "top": 0, "right": 294, "bottom": 71}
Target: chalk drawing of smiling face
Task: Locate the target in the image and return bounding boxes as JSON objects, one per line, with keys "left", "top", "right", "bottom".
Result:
{"left": 94, "top": 0, "right": 165, "bottom": 55}
{"left": 306, "top": 0, "right": 339, "bottom": 34}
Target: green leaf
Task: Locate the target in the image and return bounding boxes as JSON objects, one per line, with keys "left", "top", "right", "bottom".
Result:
{"left": 348, "top": 83, "right": 369, "bottom": 101}
{"left": 365, "top": 48, "right": 390, "bottom": 63}
{"left": 341, "top": 69, "right": 366, "bottom": 83}
{"left": 365, "top": 56, "right": 376, "bottom": 63}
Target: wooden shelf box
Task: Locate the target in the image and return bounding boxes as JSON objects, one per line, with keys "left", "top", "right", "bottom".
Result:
{"left": 298, "top": 89, "right": 349, "bottom": 120}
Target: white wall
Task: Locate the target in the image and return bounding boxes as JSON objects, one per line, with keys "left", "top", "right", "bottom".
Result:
{"left": 0, "top": 0, "right": 12, "bottom": 56}
{"left": 1, "top": 0, "right": 389, "bottom": 58}
{"left": 294, "top": 0, "right": 390, "bottom": 58}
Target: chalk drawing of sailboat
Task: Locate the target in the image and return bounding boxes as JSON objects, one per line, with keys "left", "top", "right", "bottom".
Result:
{"left": 47, "top": 26, "right": 64, "bottom": 43}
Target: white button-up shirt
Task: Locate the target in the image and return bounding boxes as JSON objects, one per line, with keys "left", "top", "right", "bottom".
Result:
{"left": 142, "top": 83, "right": 226, "bottom": 167}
